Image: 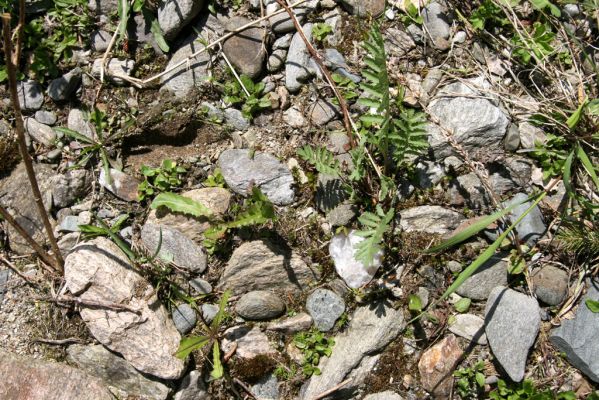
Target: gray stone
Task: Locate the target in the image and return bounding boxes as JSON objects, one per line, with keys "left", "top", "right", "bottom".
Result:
{"left": 300, "top": 304, "right": 405, "bottom": 399}
{"left": 0, "top": 352, "right": 113, "bottom": 400}
{"left": 456, "top": 254, "right": 508, "bottom": 300}
{"left": 306, "top": 288, "right": 345, "bottom": 331}
{"left": 91, "top": 30, "right": 111, "bottom": 52}
{"left": 363, "top": 391, "right": 404, "bottom": 400}
{"left": 52, "top": 169, "right": 90, "bottom": 209}
{"left": 141, "top": 224, "right": 207, "bottom": 272}
{"left": 172, "top": 303, "right": 197, "bottom": 334}
{"left": 158, "top": 0, "right": 203, "bottom": 39}
{"left": 64, "top": 237, "right": 185, "bottom": 379}
{"left": 221, "top": 326, "right": 277, "bottom": 361}
{"left": 224, "top": 108, "right": 250, "bottom": 131}
{"left": 326, "top": 203, "right": 357, "bottom": 227}
{"left": 251, "top": 373, "right": 280, "bottom": 400}
{"left": 384, "top": 27, "right": 415, "bottom": 57}
{"left": 58, "top": 232, "right": 80, "bottom": 255}
{"left": 99, "top": 168, "right": 140, "bottom": 202}
{"left": 316, "top": 173, "right": 348, "bottom": 212}
{"left": 286, "top": 23, "right": 314, "bottom": 93}
{"left": 532, "top": 265, "right": 569, "bottom": 306}
{"left": 415, "top": 161, "right": 445, "bottom": 189}
{"left": 504, "top": 123, "right": 521, "bottom": 151}
{"left": 268, "top": 6, "right": 308, "bottom": 34}
{"left": 427, "top": 78, "right": 509, "bottom": 160}
{"left": 563, "top": 3, "right": 581, "bottom": 18}
{"left": 399, "top": 206, "right": 465, "bottom": 235}
{"left": 268, "top": 49, "right": 287, "bottom": 72}
{"left": 161, "top": 33, "right": 211, "bottom": 97}
{"left": 222, "top": 17, "right": 266, "bottom": 79}
{"left": 502, "top": 192, "right": 546, "bottom": 246}
{"left": 283, "top": 106, "right": 306, "bottom": 127}
{"left": 59, "top": 215, "right": 81, "bottom": 232}
{"left": 519, "top": 121, "right": 547, "bottom": 149}
{"left": 201, "top": 304, "right": 219, "bottom": 324}
{"left": 67, "top": 108, "right": 95, "bottom": 140}
{"left": 66, "top": 344, "right": 171, "bottom": 400}
{"left": 218, "top": 240, "right": 317, "bottom": 295}
{"left": 309, "top": 99, "right": 339, "bottom": 125}
{"left": 218, "top": 149, "right": 294, "bottom": 205}
{"left": 17, "top": 80, "right": 43, "bottom": 111}
{"left": 550, "top": 280, "right": 599, "bottom": 383}
{"left": 485, "top": 286, "right": 540, "bottom": 382}
{"left": 406, "top": 23, "right": 424, "bottom": 45}
{"left": 174, "top": 370, "right": 210, "bottom": 400}
{"left": 48, "top": 68, "right": 81, "bottom": 101}
{"left": 339, "top": 0, "right": 385, "bottom": 16}
{"left": 422, "top": 2, "right": 451, "bottom": 50}
{"left": 0, "top": 269, "right": 9, "bottom": 305}
{"left": 25, "top": 118, "right": 56, "bottom": 146}
{"left": 453, "top": 30, "right": 467, "bottom": 43}
{"left": 267, "top": 312, "right": 313, "bottom": 334}
{"left": 91, "top": 58, "right": 135, "bottom": 85}
{"left": 236, "top": 290, "right": 286, "bottom": 320}
{"left": 34, "top": 110, "right": 57, "bottom": 126}
{"left": 88, "top": 0, "right": 118, "bottom": 14}
{"left": 330, "top": 230, "right": 382, "bottom": 289}
{"left": 448, "top": 313, "right": 487, "bottom": 345}
{"left": 190, "top": 278, "right": 212, "bottom": 294}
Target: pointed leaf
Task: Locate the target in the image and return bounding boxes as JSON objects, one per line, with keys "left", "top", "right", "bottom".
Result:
{"left": 174, "top": 335, "right": 210, "bottom": 359}
{"left": 150, "top": 192, "right": 212, "bottom": 217}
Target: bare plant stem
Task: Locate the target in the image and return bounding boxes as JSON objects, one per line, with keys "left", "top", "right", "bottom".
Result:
{"left": 311, "top": 378, "right": 352, "bottom": 400}
{"left": 36, "top": 295, "right": 142, "bottom": 314}
{"left": 13, "top": 0, "right": 24, "bottom": 66}
{"left": 2, "top": 13, "right": 64, "bottom": 273}
{"left": 0, "top": 253, "right": 40, "bottom": 286}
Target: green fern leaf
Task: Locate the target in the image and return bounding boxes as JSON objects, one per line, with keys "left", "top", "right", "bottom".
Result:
{"left": 297, "top": 145, "right": 341, "bottom": 177}
{"left": 355, "top": 205, "right": 394, "bottom": 267}
{"left": 390, "top": 108, "right": 429, "bottom": 163}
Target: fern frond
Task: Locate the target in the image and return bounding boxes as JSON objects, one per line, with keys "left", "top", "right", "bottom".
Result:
{"left": 355, "top": 205, "right": 394, "bottom": 267}
{"left": 390, "top": 108, "right": 429, "bottom": 164}
{"left": 297, "top": 145, "right": 341, "bottom": 177}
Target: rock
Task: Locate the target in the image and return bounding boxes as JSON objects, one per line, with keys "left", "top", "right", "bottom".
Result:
{"left": 485, "top": 286, "right": 541, "bottom": 382}
{"left": 550, "top": 280, "right": 599, "bottom": 383}
{"left": 17, "top": 80, "right": 43, "bottom": 111}
{"left": 67, "top": 108, "right": 95, "bottom": 139}
{"left": 406, "top": 23, "right": 425, "bottom": 45}
{"left": 64, "top": 237, "right": 185, "bottom": 379}
{"left": 34, "top": 110, "right": 57, "bottom": 125}
{"left": 236, "top": 290, "right": 286, "bottom": 320}
{"left": 315, "top": 174, "right": 348, "bottom": 212}
{"left": 161, "top": 32, "right": 211, "bottom": 97}
{"left": 286, "top": 23, "right": 314, "bottom": 93}
{"left": 0, "top": 162, "right": 54, "bottom": 254}
{"left": 158, "top": 0, "right": 203, "bottom": 39}
{"left": 326, "top": 203, "right": 357, "bottom": 227}
{"left": 422, "top": 2, "right": 452, "bottom": 50}
{"left": 0, "top": 352, "right": 113, "bottom": 400}
{"left": 59, "top": 215, "right": 81, "bottom": 232}
{"left": 268, "top": 6, "right": 308, "bottom": 34}
{"left": 418, "top": 335, "right": 463, "bottom": 397}
{"left": 88, "top": 0, "right": 118, "bottom": 15}
{"left": 399, "top": 206, "right": 465, "bottom": 235}
{"left": 251, "top": 373, "right": 280, "bottom": 400}
{"left": 172, "top": 303, "right": 197, "bottom": 334}
{"left": 146, "top": 187, "right": 231, "bottom": 242}
{"left": 66, "top": 344, "right": 171, "bottom": 400}
{"left": 427, "top": 77, "right": 509, "bottom": 160}
{"left": 190, "top": 278, "right": 212, "bottom": 294}
{"left": 306, "top": 288, "right": 345, "bottom": 331}
{"left": 363, "top": 391, "right": 404, "bottom": 400}
{"left": 338, "top": 0, "right": 385, "bottom": 16}
{"left": 201, "top": 303, "right": 219, "bottom": 323}
{"left": 218, "top": 149, "right": 294, "bottom": 205}
{"left": 222, "top": 17, "right": 266, "bottom": 79}
{"left": 267, "top": 312, "right": 313, "bottom": 334}
{"left": 224, "top": 108, "right": 250, "bottom": 130}
{"left": 283, "top": 106, "right": 307, "bottom": 127}
{"left": 91, "top": 30, "right": 111, "bottom": 52}
{"left": 415, "top": 161, "right": 445, "bottom": 189}
{"left": 329, "top": 230, "right": 382, "bottom": 288}
{"left": 98, "top": 168, "right": 140, "bottom": 202}
{"left": 456, "top": 254, "right": 508, "bottom": 300}
{"left": 0, "top": 269, "right": 10, "bottom": 305}
{"left": 174, "top": 370, "right": 210, "bottom": 400}
{"left": 448, "top": 313, "right": 487, "bottom": 345}
{"left": 385, "top": 27, "right": 416, "bottom": 57}
{"left": 141, "top": 224, "right": 207, "bottom": 272}
{"left": 309, "top": 99, "right": 339, "bottom": 125}
{"left": 532, "top": 265, "right": 569, "bottom": 306}
{"left": 420, "top": 67, "right": 444, "bottom": 105}
{"left": 222, "top": 326, "right": 277, "bottom": 361}
{"left": 91, "top": 58, "right": 135, "bottom": 85}
{"left": 268, "top": 49, "right": 287, "bottom": 72}
{"left": 519, "top": 121, "right": 547, "bottom": 149}
{"left": 300, "top": 304, "right": 405, "bottom": 399}
{"left": 25, "top": 118, "right": 56, "bottom": 146}
{"left": 504, "top": 123, "right": 521, "bottom": 151}
{"left": 47, "top": 68, "right": 81, "bottom": 101}
{"left": 502, "top": 192, "right": 546, "bottom": 246}
{"left": 52, "top": 169, "right": 90, "bottom": 209}
{"left": 218, "top": 240, "right": 317, "bottom": 295}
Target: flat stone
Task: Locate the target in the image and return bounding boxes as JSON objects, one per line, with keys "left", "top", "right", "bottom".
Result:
{"left": 363, "top": 391, "right": 404, "bottom": 400}
{"left": 190, "top": 278, "right": 212, "bottom": 294}
{"left": 316, "top": 173, "right": 348, "bottom": 212}
{"left": 236, "top": 290, "right": 286, "bottom": 320}
{"left": 309, "top": 99, "right": 339, "bottom": 125}
{"left": 326, "top": 203, "right": 357, "bottom": 227}
{"left": 339, "top": 0, "right": 385, "bottom": 16}
{"left": 422, "top": 2, "right": 452, "bottom": 50}
{"left": 532, "top": 265, "right": 569, "bottom": 306}
{"left": 218, "top": 240, "right": 317, "bottom": 295}
{"left": 34, "top": 110, "right": 57, "bottom": 125}
{"left": 330, "top": 230, "right": 382, "bottom": 288}
{"left": 0, "top": 270, "right": 10, "bottom": 306}
{"left": 266, "top": 312, "right": 313, "bottom": 334}
{"left": 64, "top": 237, "right": 185, "bottom": 379}
{"left": 174, "top": 370, "right": 210, "bottom": 400}
{"left": 98, "top": 168, "right": 140, "bottom": 202}
{"left": 25, "top": 117, "right": 56, "bottom": 146}
{"left": 0, "top": 352, "right": 113, "bottom": 400}
{"left": 399, "top": 206, "right": 465, "bottom": 235}
{"left": 201, "top": 304, "right": 219, "bottom": 324}
{"left": 221, "top": 326, "right": 277, "bottom": 361}
{"left": 300, "top": 304, "right": 405, "bottom": 399}
{"left": 224, "top": 108, "right": 250, "bottom": 131}
{"left": 141, "top": 224, "right": 207, "bottom": 272}
{"left": 59, "top": 215, "right": 81, "bottom": 232}
{"left": 418, "top": 335, "right": 463, "bottom": 397}
{"left": 17, "top": 80, "right": 43, "bottom": 111}
{"left": 66, "top": 344, "right": 171, "bottom": 400}
{"left": 268, "top": 6, "right": 308, "bottom": 33}
{"left": 48, "top": 67, "right": 81, "bottom": 101}
{"left": 88, "top": 0, "right": 118, "bottom": 14}
{"left": 456, "top": 254, "right": 508, "bottom": 300}
{"left": 502, "top": 192, "right": 546, "bottom": 246}
{"left": 251, "top": 373, "right": 280, "bottom": 400}
{"left": 485, "top": 286, "right": 540, "bottom": 382}
{"left": 283, "top": 106, "right": 307, "bottom": 127}
{"left": 91, "top": 30, "right": 111, "bottom": 52}
{"left": 158, "top": 0, "right": 203, "bottom": 39}
{"left": 415, "top": 161, "right": 445, "bottom": 189}
{"left": 91, "top": 58, "right": 135, "bottom": 85}
{"left": 67, "top": 108, "right": 95, "bottom": 140}
{"left": 448, "top": 313, "right": 487, "bottom": 345}
{"left": 172, "top": 303, "right": 197, "bottom": 334}
{"left": 160, "top": 34, "right": 211, "bottom": 97}
{"left": 306, "top": 288, "right": 345, "bottom": 332}
{"left": 286, "top": 23, "right": 314, "bottom": 93}
{"left": 218, "top": 149, "right": 294, "bottom": 205}
{"left": 268, "top": 49, "right": 287, "bottom": 72}
{"left": 519, "top": 121, "right": 547, "bottom": 149}
{"left": 146, "top": 187, "right": 231, "bottom": 242}
{"left": 52, "top": 169, "right": 90, "bottom": 209}
{"left": 222, "top": 16, "right": 266, "bottom": 79}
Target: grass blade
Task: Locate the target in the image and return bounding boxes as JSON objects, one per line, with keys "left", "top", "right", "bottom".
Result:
{"left": 54, "top": 127, "right": 95, "bottom": 144}
{"left": 576, "top": 144, "right": 599, "bottom": 189}
{"left": 563, "top": 149, "right": 575, "bottom": 196}
{"left": 211, "top": 289, "right": 231, "bottom": 330}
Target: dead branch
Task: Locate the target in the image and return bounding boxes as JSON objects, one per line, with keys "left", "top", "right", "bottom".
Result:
{"left": 0, "top": 254, "right": 40, "bottom": 287}
{"left": 36, "top": 295, "right": 142, "bottom": 315}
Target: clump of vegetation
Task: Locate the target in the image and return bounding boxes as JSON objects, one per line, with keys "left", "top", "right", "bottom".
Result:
{"left": 454, "top": 360, "right": 486, "bottom": 400}
{"left": 293, "top": 329, "right": 335, "bottom": 376}
{"left": 489, "top": 379, "right": 576, "bottom": 400}
{"left": 137, "top": 159, "right": 187, "bottom": 201}
{"left": 222, "top": 73, "right": 271, "bottom": 119}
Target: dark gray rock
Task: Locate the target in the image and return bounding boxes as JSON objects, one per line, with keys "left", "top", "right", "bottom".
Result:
{"left": 201, "top": 304, "right": 219, "bottom": 324}
{"left": 532, "top": 265, "right": 569, "bottom": 306}
{"left": 174, "top": 370, "right": 210, "bottom": 400}
{"left": 48, "top": 68, "right": 81, "bottom": 101}
{"left": 306, "top": 288, "right": 345, "bottom": 331}
{"left": 399, "top": 205, "right": 465, "bottom": 234}
{"left": 338, "top": 0, "right": 385, "bottom": 16}
{"left": 34, "top": 110, "right": 57, "bottom": 126}
{"left": 0, "top": 269, "right": 9, "bottom": 305}
{"left": 190, "top": 278, "right": 212, "bottom": 295}
{"left": 550, "top": 280, "right": 599, "bottom": 383}
{"left": 224, "top": 108, "right": 250, "bottom": 131}
{"left": 309, "top": 99, "right": 339, "bottom": 125}
{"left": 268, "top": 6, "right": 308, "bottom": 34}
{"left": 422, "top": 2, "right": 452, "bottom": 50}
{"left": 236, "top": 290, "right": 286, "bottom": 321}
{"left": 485, "top": 286, "right": 540, "bottom": 382}
{"left": 158, "top": 0, "right": 203, "bottom": 39}
{"left": 172, "top": 304, "right": 197, "bottom": 334}
{"left": 415, "top": 161, "right": 445, "bottom": 189}
{"left": 141, "top": 224, "right": 207, "bottom": 272}
{"left": 326, "top": 203, "right": 357, "bottom": 227}
{"left": 17, "top": 80, "right": 43, "bottom": 111}
{"left": 502, "top": 192, "right": 546, "bottom": 246}
{"left": 251, "top": 373, "right": 280, "bottom": 400}
{"left": 315, "top": 173, "right": 348, "bottom": 212}
{"left": 286, "top": 23, "right": 314, "bottom": 93}
{"left": 218, "top": 149, "right": 294, "bottom": 205}
{"left": 222, "top": 16, "right": 266, "bottom": 79}
{"left": 91, "top": 30, "right": 111, "bottom": 52}
{"left": 25, "top": 118, "right": 56, "bottom": 146}
{"left": 456, "top": 254, "right": 508, "bottom": 300}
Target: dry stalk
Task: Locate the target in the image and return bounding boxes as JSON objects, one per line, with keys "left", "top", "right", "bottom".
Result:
{"left": 37, "top": 295, "right": 142, "bottom": 314}
{"left": 310, "top": 378, "right": 352, "bottom": 400}
{"left": 2, "top": 13, "right": 64, "bottom": 273}
{"left": 0, "top": 253, "right": 40, "bottom": 286}
{"left": 12, "top": 0, "right": 25, "bottom": 66}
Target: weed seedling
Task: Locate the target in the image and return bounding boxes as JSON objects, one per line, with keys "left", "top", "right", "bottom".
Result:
{"left": 138, "top": 159, "right": 187, "bottom": 201}
{"left": 293, "top": 329, "right": 335, "bottom": 376}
